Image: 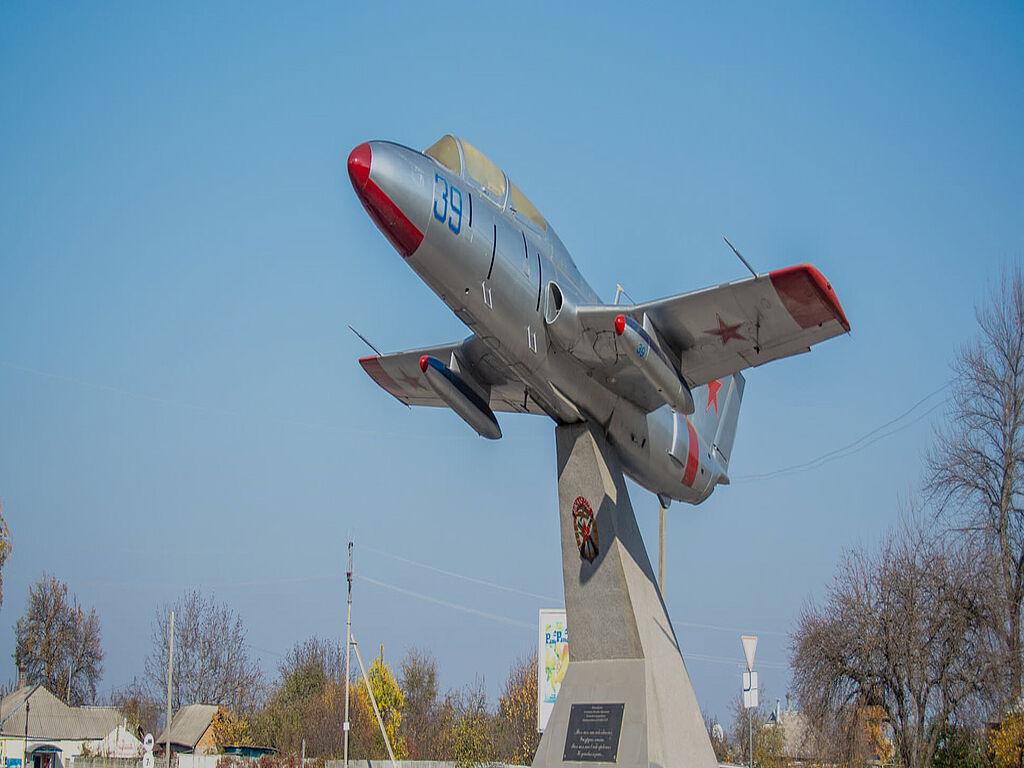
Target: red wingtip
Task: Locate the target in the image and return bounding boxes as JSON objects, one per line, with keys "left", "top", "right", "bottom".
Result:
{"left": 359, "top": 355, "right": 400, "bottom": 393}
{"left": 769, "top": 264, "right": 851, "bottom": 333}
{"left": 419, "top": 355, "right": 429, "bottom": 372}
{"left": 614, "top": 315, "right": 626, "bottom": 336}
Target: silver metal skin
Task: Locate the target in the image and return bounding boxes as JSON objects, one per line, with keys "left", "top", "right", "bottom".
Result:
{"left": 419, "top": 355, "right": 502, "bottom": 440}
{"left": 349, "top": 137, "right": 849, "bottom": 504}
{"left": 615, "top": 314, "right": 696, "bottom": 415}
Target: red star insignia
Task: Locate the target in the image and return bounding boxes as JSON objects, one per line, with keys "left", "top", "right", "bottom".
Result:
{"left": 705, "top": 315, "right": 745, "bottom": 345}
{"left": 398, "top": 370, "right": 424, "bottom": 391}
{"left": 706, "top": 379, "right": 722, "bottom": 416}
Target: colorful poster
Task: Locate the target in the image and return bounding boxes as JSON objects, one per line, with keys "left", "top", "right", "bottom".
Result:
{"left": 537, "top": 608, "right": 569, "bottom": 732}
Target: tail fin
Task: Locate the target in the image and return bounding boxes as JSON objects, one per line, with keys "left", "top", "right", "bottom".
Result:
{"left": 691, "top": 373, "right": 745, "bottom": 471}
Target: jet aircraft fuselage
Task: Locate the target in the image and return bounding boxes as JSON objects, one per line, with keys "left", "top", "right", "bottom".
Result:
{"left": 348, "top": 136, "right": 849, "bottom": 504}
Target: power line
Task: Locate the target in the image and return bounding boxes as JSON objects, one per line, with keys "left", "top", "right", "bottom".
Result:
{"left": 674, "top": 619, "right": 787, "bottom": 638}
{"left": 685, "top": 652, "right": 789, "bottom": 671}
{"left": 246, "top": 642, "right": 285, "bottom": 659}
{"left": 365, "top": 546, "right": 792, "bottom": 637}
{"left": 356, "top": 574, "right": 790, "bottom": 671}
{"left": 356, "top": 573, "right": 535, "bottom": 630}
{"left": 218, "top": 574, "right": 338, "bottom": 589}
{"left": 73, "top": 541, "right": 793, "bottom": 640}
{"left": 363, "top": 545, "right": 560, "bottom": 602}
{"left": 1, "top": 359, "right": 950, "bottom": 470}
{"left": 734, "top": 382, "right": 949, "bottom": 482}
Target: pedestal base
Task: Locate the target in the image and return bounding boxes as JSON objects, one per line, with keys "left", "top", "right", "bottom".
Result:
{"left": 532, "top": 422, "right": 717, "bottom": 768}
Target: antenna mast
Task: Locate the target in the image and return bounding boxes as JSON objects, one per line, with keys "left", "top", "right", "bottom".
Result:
{"left": 343, "top": 541, "right": 353, "bottom": 768}
{"left": 723, "top": 236, "right": 758, "bottom": 278}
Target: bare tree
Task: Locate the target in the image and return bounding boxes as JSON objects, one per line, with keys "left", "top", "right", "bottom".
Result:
{"left": 143, "top": 590, "right": 262, "bottom": 712}
{"left": 433, "top": 679, "right": 494, "bottom": 767}
{"left": 790, "top": 519, "right": 991, "bottom": 768}
{"left": 250, "top": 636, "right": 350, "bottom": 757}
{"left": 14, "top": 573, "right": 103, "bottom": 704}
{"left": 927, "top": 264, "right": 1024, "bottom": 704}
{"left": 109, "top": 678, "right": 162, "bottom": 735}
{"left": 279, "top": 636, "right": 345, "bottom": 687}
{"left": 728, "top": 689, "right": 784, "bottom": 768}
{"left": 399, "top": 647, "right": 439, "bottom": 759}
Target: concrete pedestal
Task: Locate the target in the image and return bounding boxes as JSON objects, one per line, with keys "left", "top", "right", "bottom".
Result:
{"left": 532, "top": 422, "right": 718, "bottom": 768}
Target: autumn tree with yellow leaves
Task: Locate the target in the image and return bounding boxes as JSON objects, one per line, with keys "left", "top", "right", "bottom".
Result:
{"left": 991, "top": 712, "right": 1024, "bottom": 768}
{"left": 495, "top": 651, "right": 540, "bottom": 765}
{"left": 433, "top": 681, "right": 494, "bottom": 768}
{"left": 211, "top": 705, "right": 253, "bottom": 747}
{"left": 0, "top": 502, "right": 10, "bottom": 608}
{"left": 352, "top": 646, "right": 406, "bottom": 760}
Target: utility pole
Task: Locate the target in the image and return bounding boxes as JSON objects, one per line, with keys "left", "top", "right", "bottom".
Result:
{"left": 741, "top": 635, "right": 758, "bottom": 768}
{"left": 343, "top": 541, "right": 353, "bottom": 768}
{"left": 748, "top": 707, "right": 752, "bottom": 768}
{"left": 22, "top": 700, "right": 28, "bottom": 768}
{"left": 658, "top": 502, "right": 666, "bottom": 594}
{"left": 166, "top": 610, "right": 174, "bottom": 768}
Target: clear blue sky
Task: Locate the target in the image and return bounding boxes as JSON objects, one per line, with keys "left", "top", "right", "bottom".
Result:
{"left": 1, "top": 2, "right": 1021, "bottom": 723}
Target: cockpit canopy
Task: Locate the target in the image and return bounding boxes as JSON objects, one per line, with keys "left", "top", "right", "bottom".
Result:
{"left": 424, "top": 135, "right": 547, "bottom": 232}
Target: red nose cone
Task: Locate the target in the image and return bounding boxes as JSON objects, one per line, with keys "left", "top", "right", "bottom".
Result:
{"left": 420, "top": 355, "right": 429, "bottom": 373}
{"left": 347, "top": 143, "right": 371, "bottom": 191}
{"left": 614, "top": 315, "right": 626, "bottom": 336}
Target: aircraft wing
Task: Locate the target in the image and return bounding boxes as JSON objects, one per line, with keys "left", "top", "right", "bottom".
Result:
{"left": 576, "top": 264, "right": 850, "bottom": 394}
{"left": 359, "top": 335, "right": 547, "bottom": 415}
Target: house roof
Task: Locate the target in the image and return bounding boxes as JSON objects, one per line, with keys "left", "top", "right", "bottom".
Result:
{"left": 0, "top": 686, "right": 121, "bottom": 740}
{"left": 156, "top": 705, "right": 218, "bottom": 749}
{"left": 767, "top": 709, "right": 814, "bottom": 759}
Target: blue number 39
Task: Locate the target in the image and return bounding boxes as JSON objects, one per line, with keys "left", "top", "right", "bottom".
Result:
{"left": 433, "top": 173, "right": 462, "bottom": 235}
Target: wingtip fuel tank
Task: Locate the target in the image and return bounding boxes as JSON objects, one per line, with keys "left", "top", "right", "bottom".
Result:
{"left": 419, "top": 355, "right": 502, "bottom": 440}
{"left": 615, "top": 314, "right": 695, "bottom": 415}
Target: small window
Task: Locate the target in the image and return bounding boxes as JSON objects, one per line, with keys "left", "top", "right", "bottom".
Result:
{"left": 461, "top": 139, "right": 507, "bottom": 200}
{"left": 509, "top": 181, "right": 547, "bottom": 231}
{"left": 424, "top": 135, "right": 461, "bottom": 174}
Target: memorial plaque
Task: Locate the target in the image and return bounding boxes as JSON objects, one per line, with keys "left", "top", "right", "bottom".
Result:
{"left": 563, "top": 703, "right": 625, "bottom": 762}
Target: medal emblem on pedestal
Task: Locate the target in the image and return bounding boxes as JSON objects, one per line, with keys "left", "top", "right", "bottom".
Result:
{"left": 572, "top": 496, "right": 599, "bottom": 563}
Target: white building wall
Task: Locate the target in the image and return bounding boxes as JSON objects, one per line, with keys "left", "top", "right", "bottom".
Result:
{"left": 1, "top": 736, "right": 105, "bottom": 768}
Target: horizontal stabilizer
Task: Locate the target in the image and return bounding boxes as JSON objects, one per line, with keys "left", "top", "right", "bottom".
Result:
{"left": 358, "top": 335, "right": 548, "bottom": 416}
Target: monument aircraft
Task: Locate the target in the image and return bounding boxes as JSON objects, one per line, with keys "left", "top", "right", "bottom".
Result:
{"left": 349, "top": 135, "right": 850, "bottom": 504}
{"left": 349, "top": 135, "right": 849, "bottom": 768}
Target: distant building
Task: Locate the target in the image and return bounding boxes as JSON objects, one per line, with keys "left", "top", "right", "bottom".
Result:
{"left": 92, "top": 724, "right": 143, "bottom": 759}
{"left": 0, "top": 685, "right": 135, "bottom": 768}
{"left": 155, "top": 706, "right": 219, "bottom": 756}
{"left": 766, "top": 706, "right": 813, "bottom": 764}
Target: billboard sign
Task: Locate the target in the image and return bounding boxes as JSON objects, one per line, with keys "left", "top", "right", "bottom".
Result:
{"left": 538, "top": 608, "right": 569, "bottom": 732}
